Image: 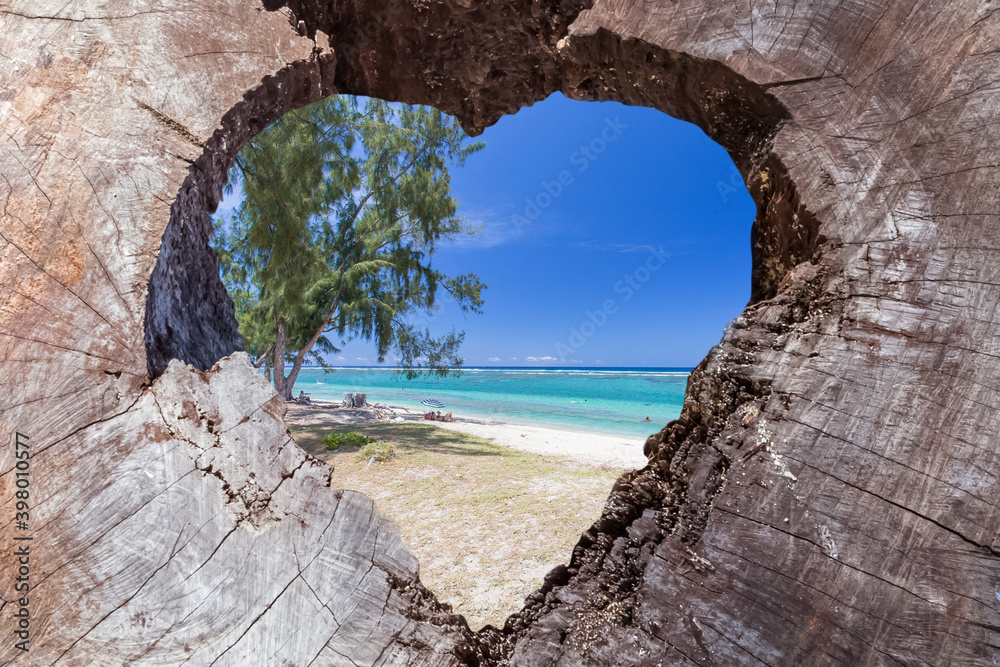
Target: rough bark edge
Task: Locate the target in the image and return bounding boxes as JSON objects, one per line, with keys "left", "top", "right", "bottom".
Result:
{"left": 139, "top": 1, "right": 834, "bottom": 662}
{"left": 484, "top": 252, "right": 834, "bottom": 662}
{"left": 143, "top": 52, "right": 341, "bottom": 377}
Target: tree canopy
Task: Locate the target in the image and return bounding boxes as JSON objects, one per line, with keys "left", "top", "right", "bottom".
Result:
{"left": 213, "top": 96, "right": 485, "bottom": 399}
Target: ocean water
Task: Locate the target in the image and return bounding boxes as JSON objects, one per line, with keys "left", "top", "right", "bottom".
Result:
{"left": 293, "top": 366, "right": 691, "bottom": 439}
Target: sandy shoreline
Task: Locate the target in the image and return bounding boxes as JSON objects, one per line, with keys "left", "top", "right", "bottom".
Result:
{"left": 285, "top": 399, "right": 650, "bottom": 470}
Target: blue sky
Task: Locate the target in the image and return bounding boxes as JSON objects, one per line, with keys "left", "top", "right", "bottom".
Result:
{"left": 216, "top": 92, "right": 755, "bottom": 368}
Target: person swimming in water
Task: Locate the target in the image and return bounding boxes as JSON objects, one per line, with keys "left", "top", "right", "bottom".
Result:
{"left": 643, "top": 416, "right": 651, "bottom": 422}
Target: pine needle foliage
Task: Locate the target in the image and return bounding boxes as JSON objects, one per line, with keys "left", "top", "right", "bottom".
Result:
{"left": 213, "top": 96, "right": 485, "bottom": 399}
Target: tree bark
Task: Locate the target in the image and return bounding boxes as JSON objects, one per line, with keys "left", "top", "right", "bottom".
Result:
{"left": 280, "top": 301, "right": 340, "bottom": 399}
{"left": 273, "top": 319, "right": 288, "bottom": 399}
{"left": 283, "top": 353, "right": 306, "bottom": 400}
{"left": 253, "top": 344, "right": 274, "bottom": 369}
{"left": 6, "top": 0, "right": 1000, "bottom": 664}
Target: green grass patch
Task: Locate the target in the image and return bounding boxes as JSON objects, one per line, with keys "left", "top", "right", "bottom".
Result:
{"left": 322, "top": 431, "right": 378, "bottom": 451}
{"left": 355, "top": 442, "right": 395, "bottom": 463}
{"left": 284, "top": 415, "right": 624, "bottom": 631}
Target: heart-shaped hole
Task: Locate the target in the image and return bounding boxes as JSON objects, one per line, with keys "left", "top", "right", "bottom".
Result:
{"left": 179, "top": 87, "right": 761, "bottom": 631}
{"left": 139, "top": 21, "right": 819, "bottom": 662}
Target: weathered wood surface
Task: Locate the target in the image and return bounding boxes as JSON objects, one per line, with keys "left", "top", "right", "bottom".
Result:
{"left": 505, "top": 3, "right": 1000, "bottom": 664}
{"left": 2, "top": 0, "right": 1000, "bottom": 664}
{"left": 7, "top": 355, "right": 471, "bottom": 664}
{"left": 0, "top": 2, "right": 472, "bottom": 664}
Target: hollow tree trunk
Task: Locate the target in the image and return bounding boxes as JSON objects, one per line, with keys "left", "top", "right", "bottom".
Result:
{"left": 3, "top": 0, "right": 1000, "bottom": 664}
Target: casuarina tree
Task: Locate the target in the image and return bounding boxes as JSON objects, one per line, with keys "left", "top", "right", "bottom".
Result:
{"left": 213, "top": 96, "right": 485, "bottom": 399}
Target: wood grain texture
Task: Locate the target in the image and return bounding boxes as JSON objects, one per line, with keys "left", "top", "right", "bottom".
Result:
{"left": 0, "top": 3, "right": 472, "bottom": 664}
{"left": 2, "top": 0, "right": 999, "bottom": 664}
{"left": 503, "top": 2, "right": 1000, "bottom": 664}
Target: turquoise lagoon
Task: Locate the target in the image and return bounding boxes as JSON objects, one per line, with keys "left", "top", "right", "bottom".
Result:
{"left": 294, "top": 366, "right": 691, "bottom": 439}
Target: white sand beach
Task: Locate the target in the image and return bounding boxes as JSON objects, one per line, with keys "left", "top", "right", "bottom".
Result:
{"left": 284, "top": 398, "right": 651, "bottom": 628}
{"left": 285, "top": 399, "right": 650, "bottom": 470}
{"left": 429, "top": 420, "right": 648, "bottom": 470}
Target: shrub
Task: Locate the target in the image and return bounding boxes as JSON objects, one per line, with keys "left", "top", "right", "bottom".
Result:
{"left": 355, "top": 443, "right": 395, "bottom": 464}
{"left": 322, "top": 431, "right": 378, "bottom": 451}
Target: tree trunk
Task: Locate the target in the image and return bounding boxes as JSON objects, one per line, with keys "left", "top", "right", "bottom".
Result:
{"left": 12, "top": 1, "right": 1000, "bottom": 664}
{"left": 273, "top": 319, "right": 288, "bottom": 399}
{"left": 279, "top": 303, "right": 339, "bottom": 400}
{"left": 253, "top": 344, "right": 274, "bottom": 369}
{"left": 283, "top": 353, "right": 306, "bottom": 400}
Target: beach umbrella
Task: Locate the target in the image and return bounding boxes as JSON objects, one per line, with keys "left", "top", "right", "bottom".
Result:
{"left": 421, "top": 399, "right": 445, "bottom": 409}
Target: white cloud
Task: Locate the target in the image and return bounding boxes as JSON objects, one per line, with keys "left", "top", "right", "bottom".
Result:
{"left": 355, "top": 357, "right": 367, "bottom": 361}
{"left": 336, "top": 356, "right": 345, "bottom": 360}
{"left": 445, "top": 210, "right": 517, "bottom": 249}
{"left": 526, "top": 356, "right": 558, "bottom": 362}
{"left": 444, "top": 205, "right": 565, "bottom": 249}
{"left": 488, "top": 357, "right": 501, "bottom": 362}
{"left": 508, "top": 357, "right": 518, "bottom": 361}
{"left": 573, "top": 241, "right": 674, "bottom": 255}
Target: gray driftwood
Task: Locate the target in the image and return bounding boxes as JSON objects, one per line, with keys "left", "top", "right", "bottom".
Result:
{"left": 2, "top": 0, "right": 999, "bottom": 664}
